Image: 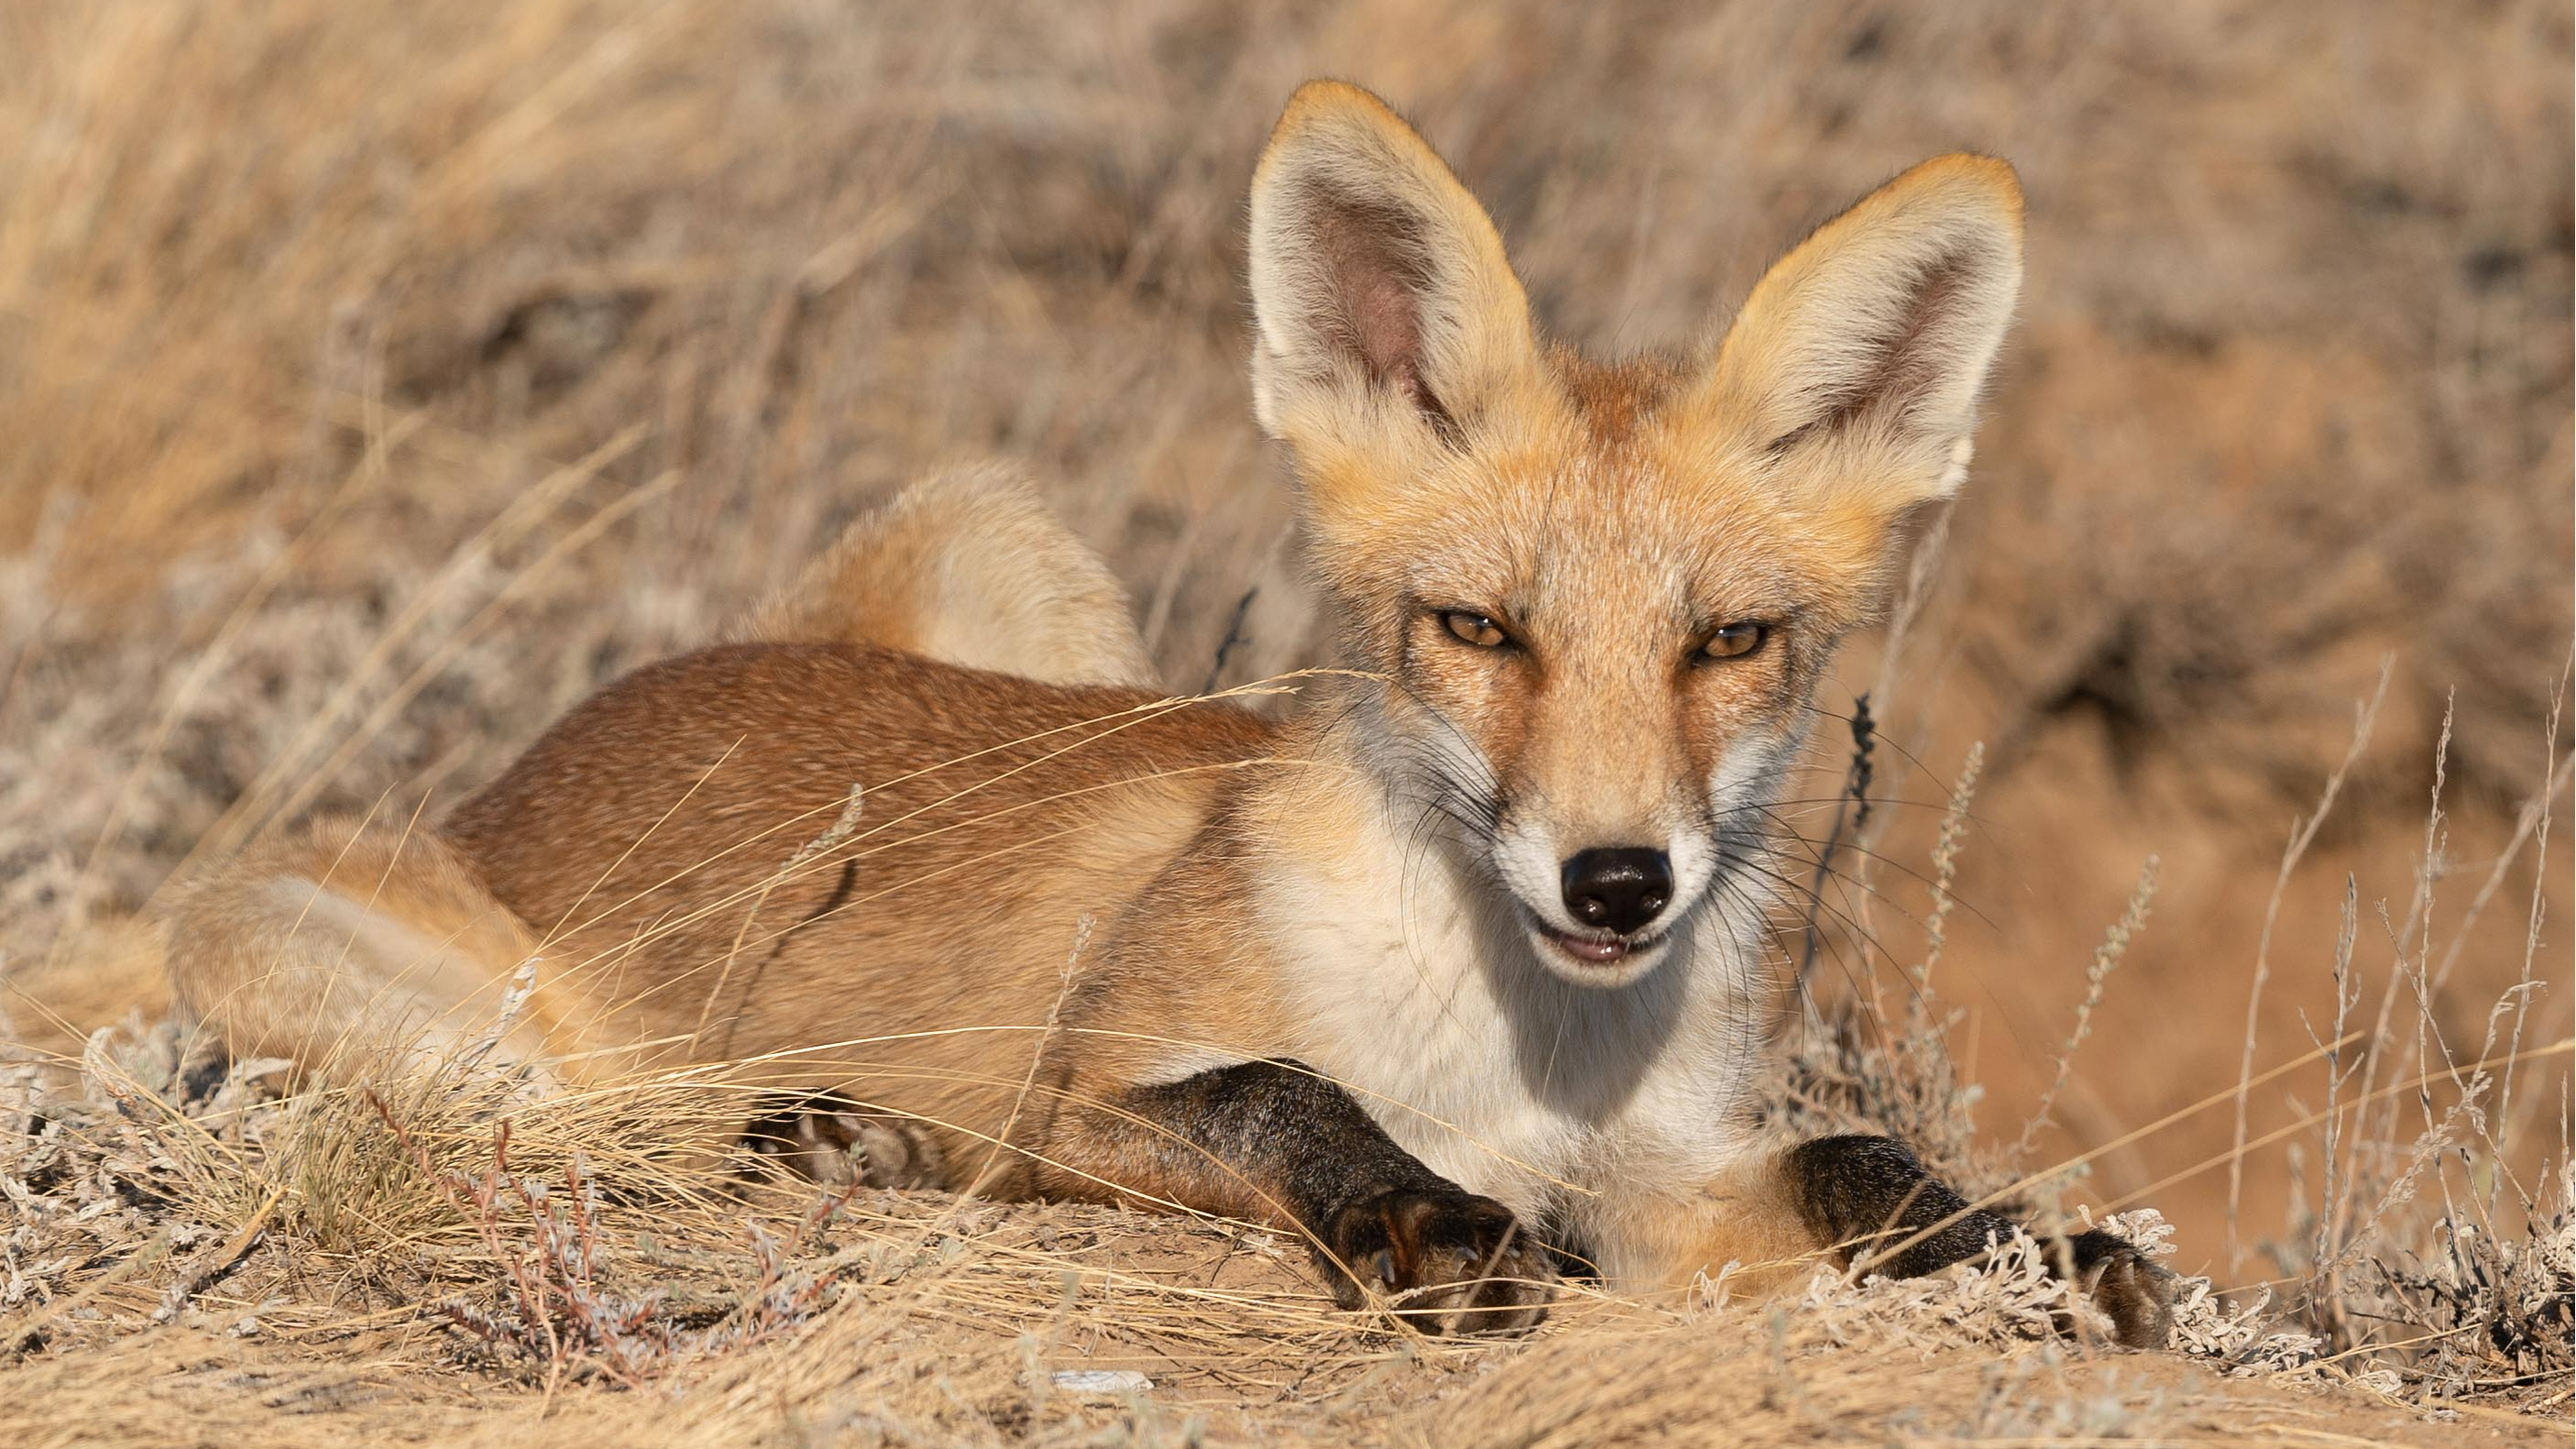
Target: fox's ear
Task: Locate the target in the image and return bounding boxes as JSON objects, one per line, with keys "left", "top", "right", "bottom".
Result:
{"left": 1247, "top": 82, "right": 1544, "bottom": 467}
{"left": 1697, "top": 154, "right": 2023, "bottom": 512}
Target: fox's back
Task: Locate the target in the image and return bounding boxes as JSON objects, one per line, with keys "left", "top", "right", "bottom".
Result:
{"left": 444, "top": 642, "right": 1271, "bottom": 1084}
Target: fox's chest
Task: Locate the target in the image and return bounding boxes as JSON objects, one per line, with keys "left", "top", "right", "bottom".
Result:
{"left": 1261, "top": 856, "right": 1770, "bottom": 1223}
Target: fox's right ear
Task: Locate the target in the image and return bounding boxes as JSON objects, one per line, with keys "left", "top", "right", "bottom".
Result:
{"left": 1247, "top": 82, "right": 1545, "bottom": 494}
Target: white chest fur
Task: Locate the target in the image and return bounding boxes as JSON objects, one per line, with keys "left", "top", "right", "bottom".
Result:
{"left": 1253, "top": 802, "right": 1775, "bottom": 1224}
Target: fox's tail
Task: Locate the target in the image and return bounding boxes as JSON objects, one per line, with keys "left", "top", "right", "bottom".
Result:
{"left": 7, "top": 812, "right": 567, "bottom": 1085}
{"left": 1, "top": 915, "right": 170, "bottom": 1066}
{"left": 733, "top": 462, "right": 1161, "bottom": 690}
{"left": 155, "top": 816, "right": 566, "bottom": 1080}
{"left": 5, "top": 818, "right": 556, "bottom": 1081}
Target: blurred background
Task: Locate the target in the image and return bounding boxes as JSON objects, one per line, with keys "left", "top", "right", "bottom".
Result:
{"left": 2, "top": 1, "right": 2568, "bottom": 1268}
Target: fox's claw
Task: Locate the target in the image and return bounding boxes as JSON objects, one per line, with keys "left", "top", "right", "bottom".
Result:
{"left": 1324, "top": 1185, "right": 1555, "bottom": 1335}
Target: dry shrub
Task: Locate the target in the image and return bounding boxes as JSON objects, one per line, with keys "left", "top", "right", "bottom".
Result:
{"left": 1773, "top": 665, "right": 2572, "bottom": 1415}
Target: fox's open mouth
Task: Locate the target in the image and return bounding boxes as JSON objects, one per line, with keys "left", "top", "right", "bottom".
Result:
{"left": 1528, "top": 917, "right": 1668, "bottom": 970}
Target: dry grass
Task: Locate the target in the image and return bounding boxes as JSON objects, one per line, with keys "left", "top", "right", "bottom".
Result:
{"left": 2, "top": 0, "right": 2571, "bottom": 1444}
{"left": 2, "top": 984, "right": 2564, "bottom": 1445}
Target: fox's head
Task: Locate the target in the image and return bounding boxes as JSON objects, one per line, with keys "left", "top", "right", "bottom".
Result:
{"left": 1247, "top": 82, "right": 2022, "bottom": 988}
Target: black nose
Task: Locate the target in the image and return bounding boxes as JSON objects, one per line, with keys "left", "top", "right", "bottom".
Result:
{"left": 1559, "top": 848, "right": 1673, "bottom": 935}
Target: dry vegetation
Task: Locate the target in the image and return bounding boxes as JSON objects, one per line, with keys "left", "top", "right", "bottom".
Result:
{"left": 1, "top": 1, "right": 2571, "bottom": 1444}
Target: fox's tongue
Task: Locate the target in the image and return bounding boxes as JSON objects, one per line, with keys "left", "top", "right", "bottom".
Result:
{"left": 1552, "top": 932, "right": 1631, "bottom": 963}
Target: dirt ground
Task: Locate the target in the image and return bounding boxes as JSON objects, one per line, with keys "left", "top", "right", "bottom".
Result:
{"left": 1, "top": 1131, "right": 2563, "bottom": 1449}
{"left": 2, "top": 0, "right": 2570, "bottom": 1444}
{"left": 5, "top": 1281, "right": 2565, "bottom": 1449}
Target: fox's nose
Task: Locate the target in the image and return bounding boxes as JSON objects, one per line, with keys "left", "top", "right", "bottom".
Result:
{"left": 1559, "top": 848, "right": 1673, "bottom": 935}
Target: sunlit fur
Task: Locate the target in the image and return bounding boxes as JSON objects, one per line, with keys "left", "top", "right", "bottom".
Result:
{"left": 161, "top": 81, "right": 2024, "bottom": 1305}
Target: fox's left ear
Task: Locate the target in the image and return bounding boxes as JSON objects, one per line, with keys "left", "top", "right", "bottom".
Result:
{"left": 1695, "top": 155, "right": 2023, "bottom": 514}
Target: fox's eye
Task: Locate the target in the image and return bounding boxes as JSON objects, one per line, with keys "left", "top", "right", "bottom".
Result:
{"left": 1441, "top": 610, "right": 1510, "bottom": 649}
{"left": 1700, "top": 622, "right": 1769, "bottom": 660}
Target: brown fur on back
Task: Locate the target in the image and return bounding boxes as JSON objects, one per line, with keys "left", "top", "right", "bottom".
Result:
{"left": 443, "top": 642, "right": 1271, "bottom": 1147}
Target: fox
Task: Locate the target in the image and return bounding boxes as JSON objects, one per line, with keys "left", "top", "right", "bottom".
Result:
{"left": 157, "top": 82, "right": 2177, "bottom": 1345}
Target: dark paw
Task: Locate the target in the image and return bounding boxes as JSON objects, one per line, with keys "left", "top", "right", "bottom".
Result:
{"left": 744, "top": 1096, "right": 947, "bottom": 1190}
{"left": 1323, "top": 1185, "right": 1555, "bottom": 1335}
{"left": 2055, "top": 1229, "right": 2180, "bottom": 1350}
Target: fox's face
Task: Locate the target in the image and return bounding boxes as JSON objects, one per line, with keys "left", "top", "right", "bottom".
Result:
{"left": 1246, "top": 84, "right": 2022, "bottom": 986}
{"left": 1305, "top": 386, "right": 1891, "bottom": 987}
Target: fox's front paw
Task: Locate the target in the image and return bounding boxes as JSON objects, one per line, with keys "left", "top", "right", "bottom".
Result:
{"left": 1324, "top": 1185, "right": 1555, "bottom": 1334}
{"left": 2057, "top": 1228, "right": 2180, "bottom": 1349}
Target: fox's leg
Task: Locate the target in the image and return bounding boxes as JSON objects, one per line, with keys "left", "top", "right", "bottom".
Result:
{"left": 733, "top": 463, "right": 1161, "bottom": 691}
{"left": 1593, "top": 1136, "right": 2177, "bottom": 1349}
{"left": 1023, "top": 1059, "right": 1554, "bottom": 1334}
{"left": 162, "top": 817, "right": 570, "bottom": 1082}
